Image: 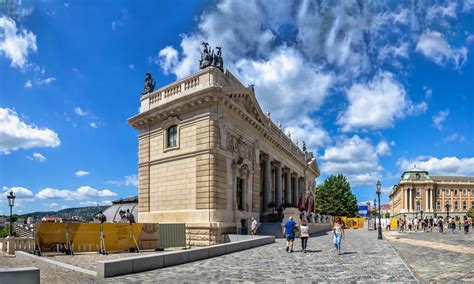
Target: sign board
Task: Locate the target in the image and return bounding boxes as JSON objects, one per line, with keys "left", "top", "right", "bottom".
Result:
{"left": 358, "top": 205, "right": 369, "bottom": 217}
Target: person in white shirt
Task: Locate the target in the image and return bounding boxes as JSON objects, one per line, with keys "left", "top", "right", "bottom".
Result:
{"left": 251, "top": 217, "right": 258, "bottom": 235}
{"left": 299, "top": 220, "right": 309, "bottom": 253}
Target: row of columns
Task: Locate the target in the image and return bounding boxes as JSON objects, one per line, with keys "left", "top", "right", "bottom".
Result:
{"left": 262, "top": 154, "right": 304, "bottom": 212}
{"left": 404, "top": 187, "right": 434, "bottom": 212}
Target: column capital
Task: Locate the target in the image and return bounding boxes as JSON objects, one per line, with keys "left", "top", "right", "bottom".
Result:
{"left": 282, "top": 168, "right": 290, "bottom": 174}
{"left": 291, "top": 172, "right": 298, "bottom": 178}
{"left": 261, "top": 153, "right": 269, "bottom": 160}
{"left": 272, "top": 161, "right": 281, "bottom": 167}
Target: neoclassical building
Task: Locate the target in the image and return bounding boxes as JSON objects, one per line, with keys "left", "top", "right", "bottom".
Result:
{"left": 390, "top": 167, "right": 474, "bottom": 220}
{"left": 128, "top": 64, "right": 319, "bottom": 246}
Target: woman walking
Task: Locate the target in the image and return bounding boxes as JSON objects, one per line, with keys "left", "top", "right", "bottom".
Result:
{"left": 300, "top": 220, "right": 309, "bottom": 253}
{"left": 333, "top": 217, "right": 345, "bottom": 255}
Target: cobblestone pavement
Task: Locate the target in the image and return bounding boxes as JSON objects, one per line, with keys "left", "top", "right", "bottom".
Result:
{"left": 0, "top": 254, "right": 96, "bottom": 284}
{"left": 384, "top": 229, "right": 474, "bottom": 283}
{"left": 103, "top": 230, "right": 417, "bottom": 283}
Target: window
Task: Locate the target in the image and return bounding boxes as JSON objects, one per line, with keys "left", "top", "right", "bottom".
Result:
{"left": 166, "top": 125, "right": 177, "bottom": 148}
{"left": 463, "top": 201, "right": 467, "bottom": 210}
{"left": 436, "top": 201, "right": 441, "bottom": 210}
{"left": 416, "top": 188, "right": 420, "bottom": 196}
{"left": 236, "top": 177, "right": 244, "bottom": 211}
{"left": 437, "top": 188, "right": 440, "bottom": 195}
{"left": 463, "top": 189, "right": 467, "bottom": 196}
{"left": 454, "top": 200, "right": 458, "bottom": 210}
{"left": 416, "top": 201, "right": 421, "bottom": 211}
{"left": 471, "top": 201, "right": 474, "bottom": 209}
{"left": 446, "top": 190, "right": 451, "bottom": 196}
{"left": 454, "top": 189, "right": 458, "bottom": 196}
{"left": 471, "top": 189, "right": 474, "bottom": 196}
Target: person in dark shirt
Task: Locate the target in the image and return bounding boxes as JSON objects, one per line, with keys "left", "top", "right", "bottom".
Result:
{"left": 284, "top": 216, "right": 297, "bottom": 253}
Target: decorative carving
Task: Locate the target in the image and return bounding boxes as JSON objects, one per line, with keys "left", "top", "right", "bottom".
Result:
{"left": 227, "top": 133, "right": 252, "bottom": 161}
{"left": 239, "top": 164, "right": 250, "bottom": 177}
{"left": 141, "top": 73, "right": 155, "bottom": 95}
{"left": 302, "top": 141, "right": 307, "bottom": 152}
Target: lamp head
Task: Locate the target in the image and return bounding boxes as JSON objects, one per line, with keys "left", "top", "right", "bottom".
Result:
{"left": 376, "top": 180, "right": 381, "bottom": 195}
{"left": 7, "top": 190, "right": 15, "bottom": 207}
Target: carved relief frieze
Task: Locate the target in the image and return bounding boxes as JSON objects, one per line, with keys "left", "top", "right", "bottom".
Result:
{"left": 226, "top": 132, "right": 252, "bottom": 161}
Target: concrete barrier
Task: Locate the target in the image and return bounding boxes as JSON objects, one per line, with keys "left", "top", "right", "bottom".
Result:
{"left": 97, "top": 235, "right": 275, "bottom": 278}
{"left": 0, "top": 267, "right": 40, "bottom": 284}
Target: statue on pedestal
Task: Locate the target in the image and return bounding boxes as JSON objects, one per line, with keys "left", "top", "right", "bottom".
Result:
{"left": 199, "top": 42, "right": 212, "bottom": 69}
{"left": 95, "top": 211, "right": 106, "bottom": 223}
{"left": 141, "top": 73, "right": 155, "bottom": 95}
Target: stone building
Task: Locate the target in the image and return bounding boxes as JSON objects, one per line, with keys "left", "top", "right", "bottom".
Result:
{"left": 128, "top": 66, "right": 320, "bottom": 246}
{"left": 390, "top": 167, "right": 474, "bottom": 220}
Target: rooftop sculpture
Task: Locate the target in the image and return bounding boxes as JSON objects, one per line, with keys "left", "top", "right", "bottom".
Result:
{"left": 199, "top": 42, "right": 224, "bottom": 71}
{"left": 141, "top": 72, "right": 155, "bottom": 95}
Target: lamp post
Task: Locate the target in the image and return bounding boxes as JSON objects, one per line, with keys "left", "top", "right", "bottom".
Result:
{"left": 420, "top": 210, "right": 424, "bottom": 221}
{"left": 376, "top": 181, "right": 382, "bottom": 240}
{"left": 7, "top": 190, "right": 16, "bottom": 236}
{"left": 373, "top": 198, "right": 377, "bottom": 230}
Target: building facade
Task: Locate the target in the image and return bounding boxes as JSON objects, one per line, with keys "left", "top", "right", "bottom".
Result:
{"left": 390, "top": 167, "right": 474, "bottom": 220}
{"left": 129, "top": 66, "right": 320, "bottom": 246}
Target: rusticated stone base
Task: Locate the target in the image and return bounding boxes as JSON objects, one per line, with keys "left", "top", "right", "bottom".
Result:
{"left": 186, "top": 223, "right": 236, "bottom": 247}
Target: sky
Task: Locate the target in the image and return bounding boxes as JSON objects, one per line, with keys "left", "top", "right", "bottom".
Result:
{"left": 0, "top": 0, "right": 473, "bottom": 215}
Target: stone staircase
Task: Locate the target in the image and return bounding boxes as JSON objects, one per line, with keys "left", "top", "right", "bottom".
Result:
{"left": 257, "top": 222, "right": 283, "bottom": 238}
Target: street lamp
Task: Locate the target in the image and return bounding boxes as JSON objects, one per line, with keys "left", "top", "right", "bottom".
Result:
{"left": 7, "top": 190, "right": 16, "bottom": 236}
{"left": 445, "top": 203, "right": 450, "bottom": 218}
{"left": 373, "top": 198, "right": 377, "bottom": 230}
{"left": 376, "top": 180, "right": 382, "bottom": 240}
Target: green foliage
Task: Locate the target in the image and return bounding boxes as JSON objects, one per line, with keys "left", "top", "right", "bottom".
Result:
{"left": 467, "top": 208, "right": 474, "bottom": 218}
{"left": 384, "top": 212, "right": 391, "bottom": 218}
{"left": 315, "top": 174, "right": 358, "bottom": 217}
{"left": 0, "top": 224, "right": 16, "bottom": 238}
{"left": 10, "top": 214, "right": 19, "bottom": 222}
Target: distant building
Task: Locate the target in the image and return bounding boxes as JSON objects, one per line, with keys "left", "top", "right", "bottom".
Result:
{"left": 103, "top": 196, "right": 138, "bottom": 223}
{"left": 390, "top": 167, "right": 474, "bottom": 220}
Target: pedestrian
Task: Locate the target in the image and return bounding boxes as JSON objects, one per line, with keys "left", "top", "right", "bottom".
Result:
{"left": 463, "top": 216, "right": 469, "bottom": 234}
{"left": 414, "top": 218, "right": 418, "bottom": 232}
{"left": 299, "top": 220, "right": 309, "bottom": 253}
{"left": 333, "top": 217, "right": 345, "bottom": 256}
{"left": 438, "top": 217, "right": 443, "bottom": 233}
{"left": 450, "top": 218, "right": 456, "bottom": 234}
{"left": 284, "top": 216, "right": 297, "bottom": 253}
{"left": 250, "top": 217, "right": 258, "bottom": 235}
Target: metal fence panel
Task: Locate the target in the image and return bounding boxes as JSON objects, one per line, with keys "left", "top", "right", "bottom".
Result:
{"left": 158, "top": 223, "right": 186, "bottom": 248}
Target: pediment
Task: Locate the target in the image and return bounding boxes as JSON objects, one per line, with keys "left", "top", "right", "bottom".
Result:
{"left": 225, "top": 89, "right": 268, "bottom": 126}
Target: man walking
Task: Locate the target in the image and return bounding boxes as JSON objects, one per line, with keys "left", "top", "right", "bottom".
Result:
{"left": 284, "top": 216, "right": 297, "bottom": 253}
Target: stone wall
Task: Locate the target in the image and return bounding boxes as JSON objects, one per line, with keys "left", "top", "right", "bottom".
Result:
{"left": 186, "top": 223, "right": 236, "bottom": 247}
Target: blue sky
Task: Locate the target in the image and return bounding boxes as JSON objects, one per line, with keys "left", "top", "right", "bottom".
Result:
{"left": 1, "top": 0, "right": 473, "bottom": 214}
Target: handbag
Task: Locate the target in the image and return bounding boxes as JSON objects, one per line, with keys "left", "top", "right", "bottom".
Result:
{"left": 300, "top": 232, "right": 309, "bottom": 238}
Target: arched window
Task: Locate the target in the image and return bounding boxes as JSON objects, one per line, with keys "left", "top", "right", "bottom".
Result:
{"left": 463, "top": 201, "right": 467, "bottom": 210}
{"left": 454, "top": 200, "right": 458, "bottom": 210}
{"left": 167, "top": 125, "right": 177, "bottom": 148}
{"left": 454, "top": 189, "right": 458, "bottom": 196}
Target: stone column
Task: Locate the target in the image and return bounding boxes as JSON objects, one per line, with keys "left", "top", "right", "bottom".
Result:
{"left": 292, "top": 174, "right": 299, "bottom": 206}
{"left": 409, "top": 188, "right": 412, "bottom": 212}
{"left": 284, "top": 169, "right": 291, "bottom": 204}
{"left": 431, "top": 188, "right": 434, "bottom": 211}
{"left": 274, "top": 162, "right": 282, "bottom": 208}
{"left": 425, "top": 189, "right": 429, "bottom": 210}
{"left": 263, "top": 155, "right": 272, "bottom": 213}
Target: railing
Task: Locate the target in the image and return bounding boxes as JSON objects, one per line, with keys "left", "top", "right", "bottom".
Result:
{"left": 0, "top": 237, "right": 35, "bottom": 254}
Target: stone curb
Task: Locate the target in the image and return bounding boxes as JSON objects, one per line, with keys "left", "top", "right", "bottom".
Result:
{"left": 0, "top": 267, "right": 40, "bottom": 284}
{"left": 15, "top": 251, "right": 97, "bottom": 277}
{"left": 97, "top": 235, "right": 275, "bottom": 278}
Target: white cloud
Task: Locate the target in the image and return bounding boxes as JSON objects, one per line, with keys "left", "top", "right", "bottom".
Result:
{"left": 89, "top": 122, "right": 97, "bottom": 128}
{"left": 236, "top": 47, "right": 334, "bottom": 123}
{"left": 158, "top": 46, "right": 179, "bottom": 75}
{"left": 107, "top": 174, "right": 138, "bottom": 187}
{"left": 432, "top": 109, "right": 449, "bottom": 130}
{"left": 0, "top": 107, "right": 60, "bottom": 154}
{"left": 24, "top": 80, "right": 32, "bottom": 88}
{"left": 0, "top": 16, "right": 37, "bottom": 69}
{"left": 45, "top": 202, "right": 60, "bottom": 208}
{"left": 75, "top": 170, "right": 89, "bottom": 177}
{"left": 284, "top": 117, "right": 331, "bottom": 152}
{"left": 80, "top": 200, "right": 112, "bottom": 207}
{"left": 320, "top": 135, "right": 383, "bottom": 186}
{"left": 74, "top": 107, "right": 87, "bottom": 116}
{"left": 397, "top": 156, "right": 474, "bottom": 176}
{"left": 111, "top": 9, "right": 128, "bottom": 31}
{"left": 424, "top": 87, "right": 433, "bottom": 99}
{"left": 64, "top": 3, "right": 69, "bottom": 8}
{"left": 2, "top": 186, "right": 34, "bottom": 199}
{"left": 443, "top": 133, "right": 465, "bottom": 143}
{"left": 36, "top": 186, "right": 116, "bottom": 200}
{"left": 27, "top": 152, "right": 46, "bottom": 162}
{"left": 338, "top": 71, "right": 426, "bottom": 132}
{"left": 426, "top": 3, "right": 457, "bottom": 21}
{"left": 128, "top": 64, "right": 134, "bottom": 70}
{"left": 416, "top": 30, "right": 467, "bottom": 68}
{"left": 376, "top": 141, "right": 391, "bottom": 156}
{"left": 37, "top": 77, "right": 55, "bottom": 85}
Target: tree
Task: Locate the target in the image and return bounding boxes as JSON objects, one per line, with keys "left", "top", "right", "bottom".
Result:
{"left": 315, "top": 174, "right": 358, "bottom": 217}
{"left": 384, "top": 212, "right": 390, "bottom": 218}
{"left": 467, "top": 208, "right": 473, "bottom": 218}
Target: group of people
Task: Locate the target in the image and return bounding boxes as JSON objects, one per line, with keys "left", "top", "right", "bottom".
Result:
{"left": 398, "top": 216, "right": 472, "bottom": 234}
{"left": 281, "top": 216, "right": 345, "bottom": 255}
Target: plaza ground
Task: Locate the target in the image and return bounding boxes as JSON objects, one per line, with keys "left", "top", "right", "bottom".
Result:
{"left": 1, "top": 228, "right": 473, "bottom": 283}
